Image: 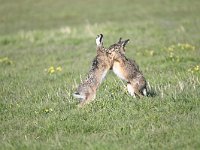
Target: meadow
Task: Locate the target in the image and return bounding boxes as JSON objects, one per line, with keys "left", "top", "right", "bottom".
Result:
{"left": 0, "top": 0, "right": 200, "bottom": 149}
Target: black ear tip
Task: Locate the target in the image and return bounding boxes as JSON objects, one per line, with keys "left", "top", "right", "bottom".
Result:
{"left": 125, "top": 39, "right": 130, "bottom": 44}
{"left": 100, "top": 34, "right": 103, "bottom": 37}
{"left": 121, "top": 39, "right": 130, "bottom": 46}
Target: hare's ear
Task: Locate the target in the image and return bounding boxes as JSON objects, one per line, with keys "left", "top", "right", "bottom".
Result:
{"left": 117, "top": 37, "right": 122, "bottom": 44}
{"left": 96, "top": 34, "right": 103, "bottom": 46}
{"left": 122, "top": 39, "right": 130, "bottom": 47}
{"left": 99, "top": 34, "right": 103, "bottom": 43}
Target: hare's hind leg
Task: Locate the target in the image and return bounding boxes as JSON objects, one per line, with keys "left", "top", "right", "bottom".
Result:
{"left": 130, "top": 82, "right": 144, "bottom": 98}
{"left": 127, "top": 83, "right": 136, "bottom": 98}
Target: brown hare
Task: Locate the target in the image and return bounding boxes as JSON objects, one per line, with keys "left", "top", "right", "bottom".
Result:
{"left": 108, "top": 38, "right": 147, "bottom": 98}
{"left": 73, "top": 34, "right": 112, "bottom": 107}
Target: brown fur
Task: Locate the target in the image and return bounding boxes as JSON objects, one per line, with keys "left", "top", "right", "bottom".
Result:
{"left": 108, "top": 39, "right": 147, "bottom": 98}
{"left": 74, "top": 37, "right": 112, "bottom": 107}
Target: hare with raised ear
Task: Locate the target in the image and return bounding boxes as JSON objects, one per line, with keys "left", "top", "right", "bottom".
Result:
{"left": 108, "top": 38, "right": 147, "bottom": 98}
{"left": 73, "top": 34, "right": 112, "bottom": 107}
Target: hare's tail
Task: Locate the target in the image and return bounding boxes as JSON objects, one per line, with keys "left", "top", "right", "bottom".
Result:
{"left": 73, "top": 92, "right": 86, "bottom": 99}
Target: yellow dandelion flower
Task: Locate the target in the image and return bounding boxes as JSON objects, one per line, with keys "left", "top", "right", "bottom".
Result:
{"left": 56, "top": 66, "right": 62, "bottom": 72}
{"left": 48, "top": 66, "right": 55, "bottom": 74}
{"left": 48, "top": 66, "right": 54, "bottom": 70}
{"left": 44, "top": 109, "right": 49, "bottom": 113}
{"left": 194, "top": 65, "right": 199, "bottom": 71}
{"left": 0, "top": 57, "right": 13, "bottom": 65}
{"left": 49, "top": 69, "right": 55, "bottom": 74}
{"left": 148, "top": 50, "right": 154, "bottom": 56}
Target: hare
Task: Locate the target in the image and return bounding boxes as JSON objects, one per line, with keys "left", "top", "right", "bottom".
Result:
{"left": 73, "top": 34, "right": 112, "bottom": 107}
{"left": 108, "top": 38, "right": 147, "bottom": 98}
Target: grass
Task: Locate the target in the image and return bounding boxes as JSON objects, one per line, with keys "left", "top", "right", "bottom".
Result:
{"left": 0, "top": 0, "right": 200, "bottom": 149}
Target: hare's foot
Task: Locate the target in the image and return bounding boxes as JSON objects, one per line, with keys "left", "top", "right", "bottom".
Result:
{"left": 133, "top": 87, "right": 144, "bottom": 99}
{"left": 127, "top": 83, "right": 136, "bottom": 98}
{"left": 128, "top": 82, "right": 144, "bottom": 98}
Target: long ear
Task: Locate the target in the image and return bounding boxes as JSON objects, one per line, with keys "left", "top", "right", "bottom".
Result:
{"left": 96, "top": 34, "right": 103, "bottom": 46}
{"left": 99, "top": 34, "right": 103, "bottom": 44}
{"left": 122, "top": 39, "right": 130, "bottom": 47}
{"left": 117, "top": 37, "right": 122, "bottom": 44}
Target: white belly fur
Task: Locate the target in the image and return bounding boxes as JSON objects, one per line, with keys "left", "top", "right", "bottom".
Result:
{"left": 100, "top": 70, "right": 108, "bottom": 83}
{"left": 113, "top": 62, "right": 126, "bottom": 81}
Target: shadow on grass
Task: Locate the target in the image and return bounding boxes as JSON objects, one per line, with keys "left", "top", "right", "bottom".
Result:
{"left": 147, "top": 88, "right": 157, "bottom": 97}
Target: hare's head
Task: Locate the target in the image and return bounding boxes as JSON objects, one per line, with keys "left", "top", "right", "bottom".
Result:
{"left": 116, "top": 38, "right": 130, "bottom": 54}
{"left": 108, "top": 38, "right": 129, "bottom": 54}
{"left": 107, "top": 38, "right": 130, "bottom": 60}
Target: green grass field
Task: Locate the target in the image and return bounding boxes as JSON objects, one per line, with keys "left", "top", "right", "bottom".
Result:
{"left": 1, "top": 0, "right": 200, "bottom": 149}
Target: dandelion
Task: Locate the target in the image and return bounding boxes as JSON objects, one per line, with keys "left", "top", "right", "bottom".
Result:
{"left": 188, "top": 65, "right": 200, "bottom": 74}
{"left": 48, "top": 66, "right": 55, "bottom": 74}
{"left": 44, "top": 109, "right": 49, "bottom": 113}
{"left": 45, "top": 66, "right": 63, "bottom": 74}
{"left": 166, "top": 43, "right": 196, "bottom": 63}
{"left": 56, "top": 66, "right": 62, "bottom": 72}
{"left": 44, "top": 108, "right": 53, "bottom": 114}
{"left": 49, "top": 69, "right": 55, "bottom": 74}
{"left": 185, "top": 43, "right": 190, "bottom": 49}
{"left": 177, "top": 43, "right": 195, "bottom": 50}
{"left": 149, "top": 50, "right": 155, "bottom": 56}
{"left": 0, "top": 57, "right": 13, "bottom": 65}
